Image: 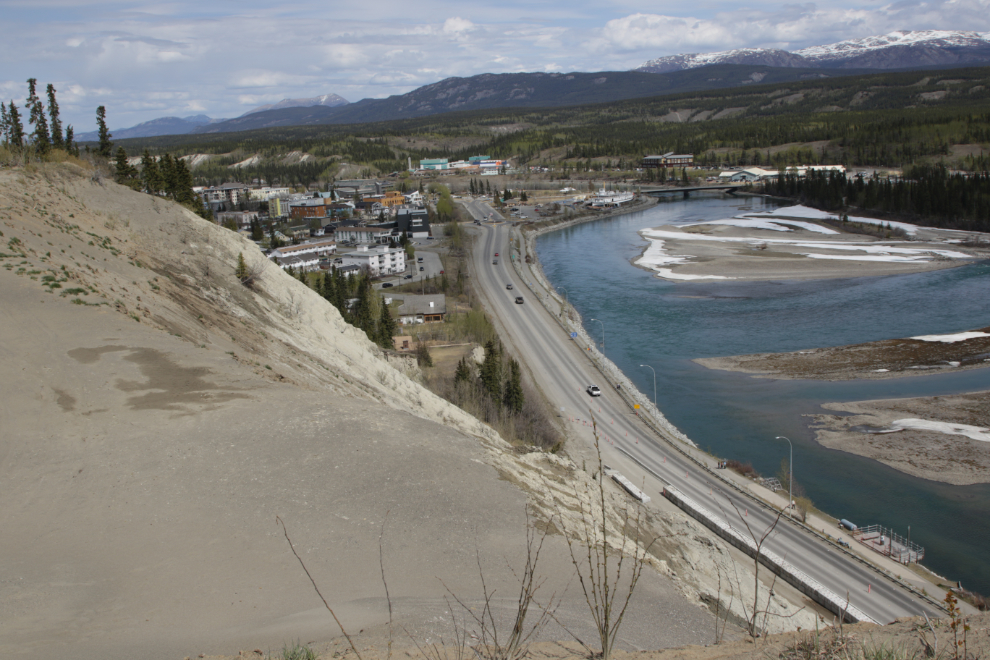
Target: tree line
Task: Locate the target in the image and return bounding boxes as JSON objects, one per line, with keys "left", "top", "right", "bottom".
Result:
{"left": 762, "top": 165, "right": 990, "bottom": 232}
{"left": 1, "top": 79, "right": 79, "bottom": 156}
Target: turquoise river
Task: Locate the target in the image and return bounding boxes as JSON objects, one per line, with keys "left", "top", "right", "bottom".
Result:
{"left": 535, "top": 195, "right": 990, "bottom": 595}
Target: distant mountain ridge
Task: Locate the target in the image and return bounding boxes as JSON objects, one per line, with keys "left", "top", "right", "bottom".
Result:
{"left": 636, "top": 30, "right": 990, "bottom": 73}
{"left": 241, "top": 93, "right": 349, "bottom": 116}
{"left": 75, "top": 115, "right": 228, "bottom": 141}
{"left": 192, "top": 67, "right": 853, "bottom": 134}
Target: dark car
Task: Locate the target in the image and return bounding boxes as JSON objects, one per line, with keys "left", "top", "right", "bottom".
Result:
{"left": 404, "top": 274, "right": 413, "bottom": 279}
{"left": 492, "top": 260, "right": 498, "bottom": 265}
{"left": 419, "top": 266, "right": 424, "bottom": 271}
{"left": 381, "top": 282, "right": 393, "bottom": 288}
{"left": 506, "top": 284, "right": 513, "bottom": 290}
{"left": 515, "top": 296, "right": 524, "bottom": 304}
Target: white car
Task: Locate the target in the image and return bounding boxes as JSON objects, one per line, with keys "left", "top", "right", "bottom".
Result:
{"left": 586, "top": 385, "right": 601, "bottom": 397}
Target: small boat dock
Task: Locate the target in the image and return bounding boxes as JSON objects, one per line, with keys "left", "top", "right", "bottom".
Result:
{"left": 853, "top": 524, "right": 925, "bottom": 564}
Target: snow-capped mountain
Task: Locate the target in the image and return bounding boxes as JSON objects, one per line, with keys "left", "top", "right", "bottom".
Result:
{"left": 636, "top": 30, "right": 990, "bottom": 73}
{"left": 241, "top": 93, "right": 349, "bottom": 116}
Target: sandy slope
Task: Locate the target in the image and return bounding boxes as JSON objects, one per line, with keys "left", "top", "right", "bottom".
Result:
{"left": 2, "top": 164, "right": 771, "bottom": 659}
{"left": 0, "top": 167, "right": 748, "bottom": 659}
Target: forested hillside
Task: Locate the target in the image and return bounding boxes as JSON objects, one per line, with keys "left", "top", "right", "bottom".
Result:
{"left": 113, "top": 66, "right": 990, "bottom": 187}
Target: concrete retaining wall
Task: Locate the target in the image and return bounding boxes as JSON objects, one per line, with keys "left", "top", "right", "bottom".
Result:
{"left": 663, "top": 486, "right": 878, "bottom": 625}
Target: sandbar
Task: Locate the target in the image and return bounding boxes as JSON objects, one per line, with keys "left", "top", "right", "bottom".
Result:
{"left": 634, "top": 205, "right": 989, "bottom": 282}
{"left": 807, "top": 391, "right": 990, "bottom": 485}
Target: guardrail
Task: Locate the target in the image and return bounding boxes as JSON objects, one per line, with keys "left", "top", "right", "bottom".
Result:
{"left": 663, "top": 486, "right": 880, "bottom": 625}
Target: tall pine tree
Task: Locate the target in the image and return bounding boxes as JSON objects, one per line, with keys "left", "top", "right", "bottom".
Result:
{"left": 140, "top": 150, "right": 162, "bottom": 194}
{"left": 26, "top": 78, "right": 51, "bottom": 154}
{"left": 64, "top": 125, "right": 77, "bottom": 156}
{"left": 378, "top": 300, "right": 396, "bottom": 348}
{"left": 479, "top": 339, "right": 502, "bottom": 401}
{"left": 46, "top": 84, "right": 63, "bottom": 149}
{"left": 95, "top": 105, "right": 112, "bottom": 158}
{"left": 5, "top": 101, "right": 25, "bottom": 148}
{"left": 503, "top": 358, "right": 524, "bottom": 414}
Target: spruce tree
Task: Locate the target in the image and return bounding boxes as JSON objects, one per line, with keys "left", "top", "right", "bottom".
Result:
{"left": 250, "top": 217, "right": 264, "bottom": 241}
{"left": 333, "top": 268, "right": 347, "bottom": 313}
{"left": 64, "top": 125, "right": 76, "bottom": 156}
{"left": 26, "top": 79, "right": 51, "bottom": 154}
{"left": 454, "top": 356, "right": 471, "bottom": 384}
{"left": 503, "top": 358, "right": 524, "bottom": 414}
{"left": 140, "top": 150, "right": 161, "bottom": 194}
{"left": 46, "top": 84, "right": 63, "bottom": 149}
{"left": 1, "top": 103, "right": 8, "bottom": 145}
{"left": 114, "top": 146, "right": 134, "bottom": 181}
{"left": 95, "top": 105, "right": 112, "bottom": 158}
{"left": 323, "top": 269, "right": 337, "bottom": 307}
{"left": 235, "top": 253, "right": 249, "bottom": 282}
{"left": 354, "top": 275, "right": 375, "bottom": 337}
{"left": 479, "top": 339, "right": 502, "bottom": 400}
{"left": 378, "top": 300, "right": 396, "bottom": 348}
{"left": 6, "top": 101, "right": 25, "bottom": 148}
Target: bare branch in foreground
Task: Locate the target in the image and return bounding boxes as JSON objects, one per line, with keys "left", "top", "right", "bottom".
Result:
{"left": 276, "top": 515, "right": 364, "bottom": 660}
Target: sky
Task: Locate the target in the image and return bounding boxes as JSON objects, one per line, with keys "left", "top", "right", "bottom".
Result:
{"left": 2, "top": 0, "right": 990, "bottom": 132}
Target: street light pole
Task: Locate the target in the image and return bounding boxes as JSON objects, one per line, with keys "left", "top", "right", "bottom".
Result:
{"left": 776, "top": 436, "right": 793, "bottom": 518}
{"left": 639, "top": 364, "right": 656, "bottom": 407}
{"left": 556, "top": 286, "right": 567, "bottom": 318}
{"left": 589, "top": 318, "right": 605, "bottom": 356}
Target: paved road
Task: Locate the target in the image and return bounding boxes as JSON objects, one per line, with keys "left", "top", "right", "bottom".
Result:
{"left": 469, "top": 222, "right": 938, "bottom": 626}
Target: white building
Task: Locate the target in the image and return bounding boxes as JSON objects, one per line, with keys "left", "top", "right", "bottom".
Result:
{"left": 340, "top": 244, "right": 406, "bottom": 277}
{"left": 270, "top": 239, "right": 337, "bottom": 269}
{"left": 335, "top": 226, "right": 395, "bottom": 244}
{"left": 249, "top": 186, "right": 293, "bottom": 200}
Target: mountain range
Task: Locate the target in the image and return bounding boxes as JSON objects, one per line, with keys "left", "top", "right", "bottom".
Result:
{"left": 241, "top": 93, "right": 349, "bottom": 115}
{"left": 636, "top": 30, "right": 990, "bottom": 73}
{"left": 98, "top": 29, "right": 990, "bottom": 141}
{"left": 74, "top": 114, "right": 229, "bottom": 142}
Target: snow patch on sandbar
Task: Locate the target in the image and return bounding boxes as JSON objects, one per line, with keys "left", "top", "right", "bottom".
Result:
{"left": 911, "top": 332, "right": 990, "bottom": 343}
{"left": 889, "top": 418, "right": 990, "bottom": 442}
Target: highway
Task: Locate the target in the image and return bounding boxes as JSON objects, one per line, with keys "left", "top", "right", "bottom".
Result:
{"left": 465, "top": 215, "right": 939, "bottom": 626}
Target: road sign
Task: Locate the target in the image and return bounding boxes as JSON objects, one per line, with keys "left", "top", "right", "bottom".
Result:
{"left": 570, "top": 332, "right": 577, "bottom": 339}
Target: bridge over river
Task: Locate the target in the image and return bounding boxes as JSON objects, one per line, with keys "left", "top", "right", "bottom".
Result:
{"left": 640, "top": 184, "right": 743, "bottom": 198}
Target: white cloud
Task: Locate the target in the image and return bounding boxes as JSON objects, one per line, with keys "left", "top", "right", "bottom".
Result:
{"left": 442, "top": 17, "right": 476, "bottom": 35}
{"left": 3, "top": 0, "right": 989, "bottom": 130}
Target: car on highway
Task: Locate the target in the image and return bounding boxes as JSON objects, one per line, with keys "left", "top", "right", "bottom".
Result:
{"left": 515, "top": 296, "right": 524, "bottom": 304}
{"left": 419, "top": 266, "right": 424, "bottom": 271}
{"left": 586, "top": 385, "right": 601, "bottom": 397}
{"left": 404, "top": 274, "right": 413, "bottom": 279}
{"left": 506, "top": 284, "right": 513, "bottom": 290}
{"left": 492, "top": 260, "right": 498, "bottom": 265}
{"left": 494, "top": 252, "right": 499, "bottom": 257}
{"left": 381, "top": 282, "right": 393, "bottom": 288}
